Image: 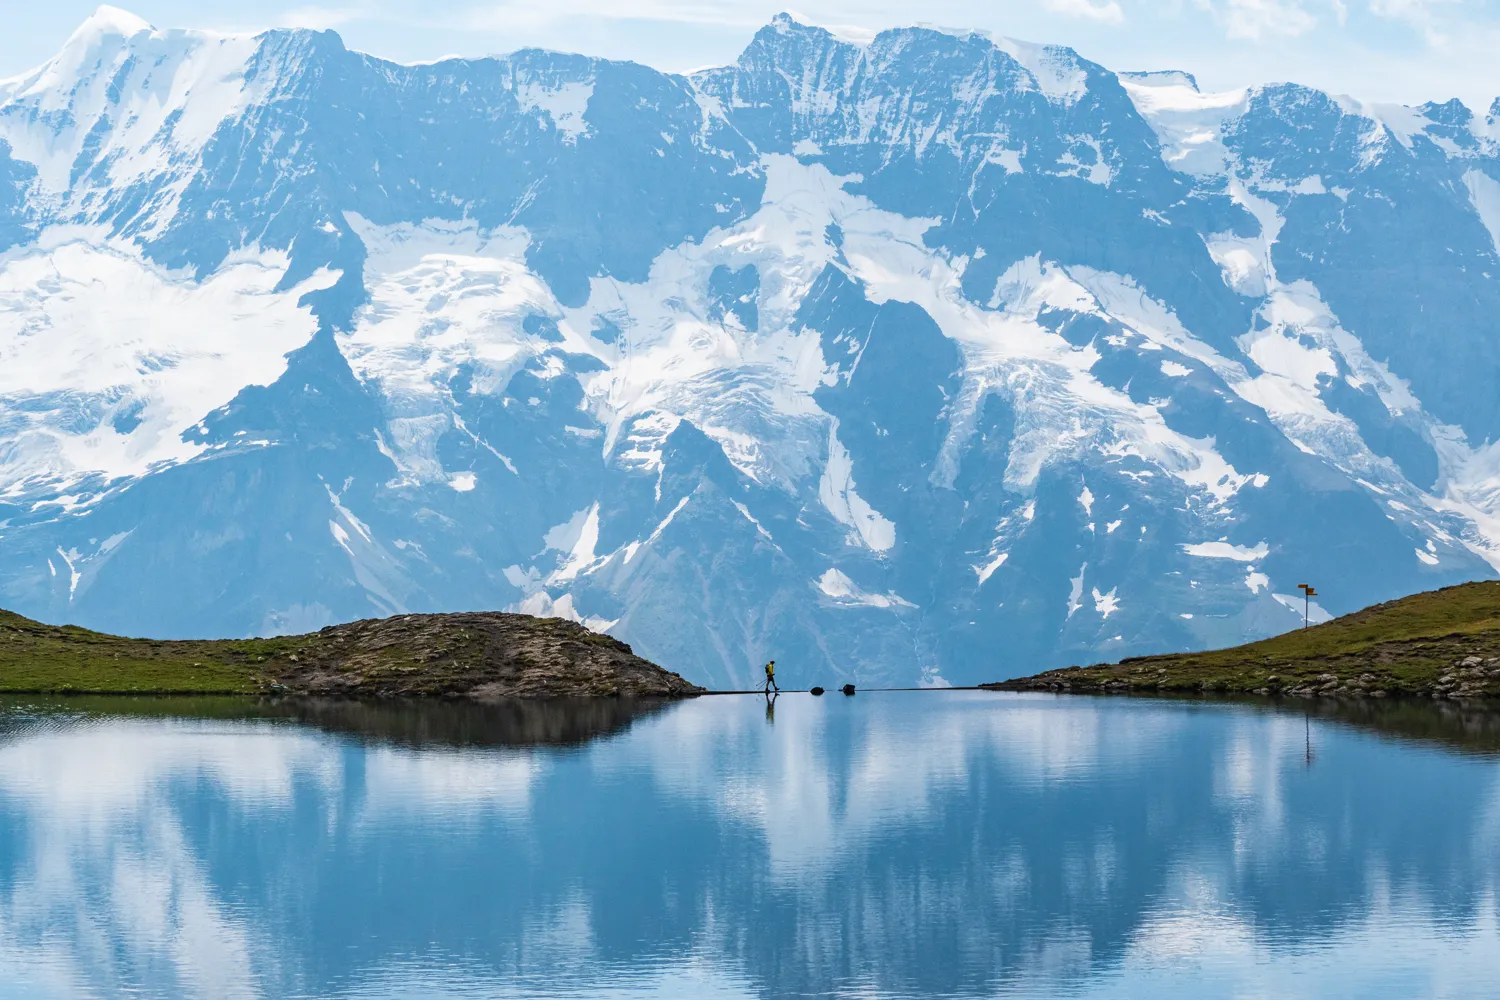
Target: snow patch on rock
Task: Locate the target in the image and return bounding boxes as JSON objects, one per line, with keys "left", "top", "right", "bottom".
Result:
{"left": 517, "top": 80, "right": 594, "bottom": 143}
{"left": 0, "top": 231, "right": 333, "bottom": 495}
{"left": 820, "top": 420, "right": 896, "bottom": 552}
{"left": 1181, "top": 541, "right": 1269, "bottom": 561}
{"left": 817, "top": 568, "right": 915, "bottom": 609}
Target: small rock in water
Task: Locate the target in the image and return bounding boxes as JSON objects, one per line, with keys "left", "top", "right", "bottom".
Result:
{"left": 810, "top": 686, "right": 825, "bottom": 696}
{"left": 841, "top": 683, "right": 856, "bottom": 695}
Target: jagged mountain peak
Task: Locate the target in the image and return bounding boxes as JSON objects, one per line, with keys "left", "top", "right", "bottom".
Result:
{"left": 70, "top": 5, "right": 154, "bottom": 43}
{"left": 0, "top": 11, "right": 1497, "bottom": 691}
{"left": 733, "top": 12, "right": 1097, "bottom": 110}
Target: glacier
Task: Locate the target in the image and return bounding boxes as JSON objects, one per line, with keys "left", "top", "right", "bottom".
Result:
{"left": 1, "top": 6, "right": 1499, "bottom": 688}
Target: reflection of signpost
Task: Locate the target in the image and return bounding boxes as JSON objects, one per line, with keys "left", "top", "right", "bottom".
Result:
{"left": 1297, "top": 583, "right": 1317, "bottom": 629}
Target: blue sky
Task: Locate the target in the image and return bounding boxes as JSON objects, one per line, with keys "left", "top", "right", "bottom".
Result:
{"left": 5, "top": 1, "right": 1500, "bottom": 109}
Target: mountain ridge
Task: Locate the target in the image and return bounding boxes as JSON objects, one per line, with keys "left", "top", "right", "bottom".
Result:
{"left": 1, "top": 8, "right": 1498, "bottom": 689}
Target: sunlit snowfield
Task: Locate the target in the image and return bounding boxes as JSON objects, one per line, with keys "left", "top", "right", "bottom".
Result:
{"left": 0, "top": 691, "right": 1496, "bottom": 999}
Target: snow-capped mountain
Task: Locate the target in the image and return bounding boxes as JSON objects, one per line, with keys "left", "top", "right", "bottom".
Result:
{"left": 2, "top": 6, "right": 1499, "bottom": 688}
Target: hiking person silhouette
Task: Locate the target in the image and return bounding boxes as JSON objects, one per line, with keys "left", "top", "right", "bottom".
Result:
{"left": 763, "top": 659, "right": 779, "bottom": 694}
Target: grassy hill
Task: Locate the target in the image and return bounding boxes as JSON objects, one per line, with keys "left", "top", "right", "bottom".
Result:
{"left": 0, "top": 609, "right": 701, "bottom": 698}
{"left": 990, "top": 581, "right": 1500, "bottom": 700}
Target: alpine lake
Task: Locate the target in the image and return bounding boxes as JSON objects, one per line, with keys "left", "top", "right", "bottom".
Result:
{"left": 0, "top": 690, "right": 1496, "bottom": 999}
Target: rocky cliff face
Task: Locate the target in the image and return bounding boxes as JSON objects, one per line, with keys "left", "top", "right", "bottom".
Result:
{"left": 2, "top": 8, "right": 1499, "bottom": 688}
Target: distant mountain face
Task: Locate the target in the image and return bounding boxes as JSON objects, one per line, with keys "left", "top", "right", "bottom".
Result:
{"left": 2, "top": 6, "right": 1499, "bottom": 688}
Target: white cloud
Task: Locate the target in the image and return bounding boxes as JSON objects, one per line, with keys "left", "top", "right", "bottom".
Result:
{"left": 1045, "top": 0, "right": 1126, "bottom": 25}
{"left": 1206, "top": 0, "right": 1320, "bottom": 40}
{"left": 1367, "top": 0, "right": 1453, "bottom": 44}
{"left": 279, "top": 6, "right": 366, "bottom": 30}
{"left": 460, "top": 0, "right": 767, "bottom": 32}
{"left": 1368, "top": 0, "right": 1441, "bottom": 20}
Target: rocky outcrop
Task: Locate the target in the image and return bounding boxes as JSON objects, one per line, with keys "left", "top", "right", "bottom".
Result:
{"left": 266, "top": 613, "right": 704, "bottom": 699}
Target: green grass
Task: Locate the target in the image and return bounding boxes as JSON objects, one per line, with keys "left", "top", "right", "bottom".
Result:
{"left": 993, "top": 580, "right": 1500, "bottom": 699}
{"left": 0, "top": 609, "right": 302, "bottom": 694}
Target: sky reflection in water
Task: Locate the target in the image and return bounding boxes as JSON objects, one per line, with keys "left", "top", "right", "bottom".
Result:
{"left": 0, "top": 692, "right": 1496, "bottom": 999}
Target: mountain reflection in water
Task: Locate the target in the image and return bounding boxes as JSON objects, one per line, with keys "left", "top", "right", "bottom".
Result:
{"left": 0, "top": 694, "right": 675, "bottom": 750}
{"left": 0, "top": 691, "right": 1495, "bottom": 999}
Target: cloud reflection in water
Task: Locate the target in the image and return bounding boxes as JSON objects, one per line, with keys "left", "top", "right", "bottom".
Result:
{"left": 0, "top": 693, "right": 1494, "bottom": 999}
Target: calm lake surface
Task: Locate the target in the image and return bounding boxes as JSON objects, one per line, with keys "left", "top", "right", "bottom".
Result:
{"left": 0, "top": 691, "right": 1497, "bottom": 999}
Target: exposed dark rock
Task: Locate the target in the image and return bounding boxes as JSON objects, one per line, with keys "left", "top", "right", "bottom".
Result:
{"left": 270, "top": 613, "right": 704, "bottom": 699}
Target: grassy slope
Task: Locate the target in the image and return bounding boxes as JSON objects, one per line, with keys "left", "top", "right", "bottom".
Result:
{"left": 0, "top": 609, "right": 296, "bottom": 693}
{"left": 991, "top": 580, "right": 1500, "bottom": 699}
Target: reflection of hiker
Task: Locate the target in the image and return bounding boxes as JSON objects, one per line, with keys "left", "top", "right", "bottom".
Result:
{"left": 763, "top": 659, "right": 779, "bottom": 694}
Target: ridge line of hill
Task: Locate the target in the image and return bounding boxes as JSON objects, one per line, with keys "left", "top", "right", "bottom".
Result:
{"left": 0, "top": 609, "right": 703, "bottom": 698}
{"left": 990, "top": 581, "right": 1500, "bottom": 700}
